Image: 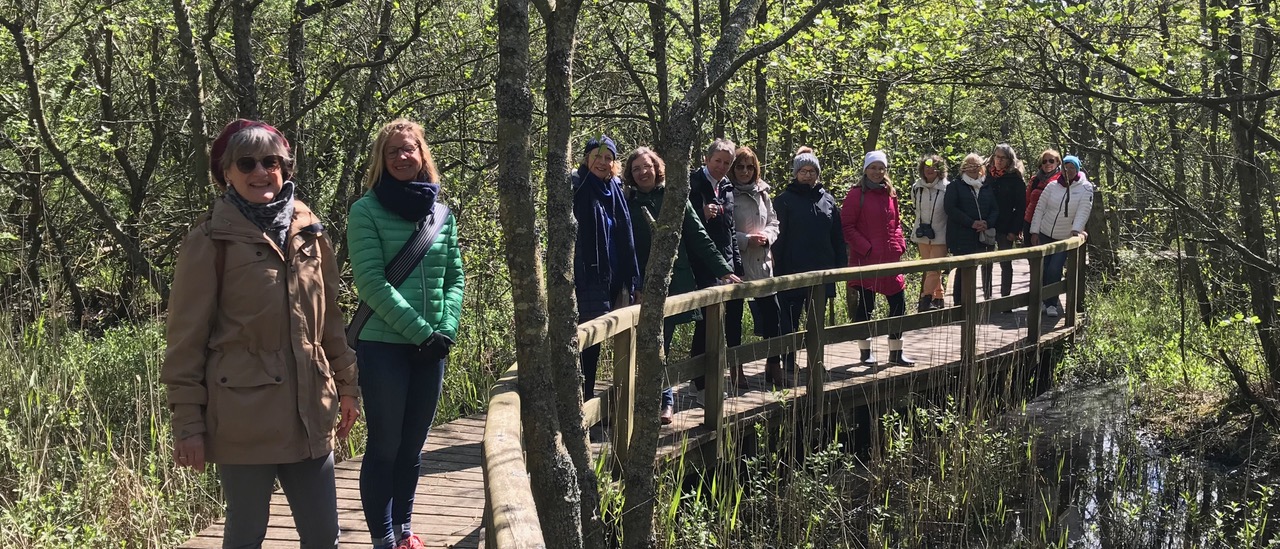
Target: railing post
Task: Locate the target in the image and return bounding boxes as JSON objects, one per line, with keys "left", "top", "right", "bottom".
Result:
{"left": 960, "top": 264, "right": 978, "bottom": 365}
{"left": 806, "top": 285, "right": 827, "bottom": 425}
{"left": 1027, "top": 248, "right": 1044, "bottom": 344}
{"left": 703, "top": 301, "right": 728, "bottom": 441}
{"left": 611, "top": 327, "right": 636, "bottom": 466}
{"left": 1065, "top": 241, "right": 1081, "bottom": 328}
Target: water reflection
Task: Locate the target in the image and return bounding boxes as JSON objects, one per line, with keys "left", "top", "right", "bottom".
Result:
{"left": 1016, "top": 383, "right": 1277, "bottom": 548}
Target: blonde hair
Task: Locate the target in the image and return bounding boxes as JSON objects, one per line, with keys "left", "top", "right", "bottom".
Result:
{"left": 362, "top": 118, "right": 441, "bottom": 189}
{"left": 960, "top": 153, "right": 986, "bottom": 175}
{"left": 1038, "top": 148, "right": 1062, "bottom": 167}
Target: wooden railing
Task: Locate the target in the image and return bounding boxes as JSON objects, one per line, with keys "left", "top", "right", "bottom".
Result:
{"left": 482, "top": 236, "right": 1087, "bottom": 548}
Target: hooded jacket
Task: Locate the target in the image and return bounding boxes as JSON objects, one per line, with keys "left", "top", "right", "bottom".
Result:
{"left": 1030, "top": 172, "right": 1094, "bottom": 240}
{"left": 910, "top": 177, "right": 949, "bottom": 246}
{"left": 731, "top": 180, "right": 780, "bottom": 283}
{"left": 841, "top": 184, "right": 907, "bottom": 295}
{"left": 162, "top": 198, "right": 358, "bottom": 465}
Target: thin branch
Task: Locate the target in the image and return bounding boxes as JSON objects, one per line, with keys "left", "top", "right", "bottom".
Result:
{"left": 695, "top": 0, "right": 839, "bottom": 109}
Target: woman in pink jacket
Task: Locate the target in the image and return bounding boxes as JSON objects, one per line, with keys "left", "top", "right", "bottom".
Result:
{"left": 841, "top": 150, "right": 914, "bottom": 366}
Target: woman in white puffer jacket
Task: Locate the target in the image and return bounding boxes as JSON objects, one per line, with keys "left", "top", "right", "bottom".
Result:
{"left": 1030, "top": 154, "right": 1093, "bottom": 316}
{"left": 910, "top": 154, "right": 949, "bottom": 311}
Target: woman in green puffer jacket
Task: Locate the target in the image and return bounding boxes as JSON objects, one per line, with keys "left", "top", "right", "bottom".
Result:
{"left": 347, "top": 118, "right": 464, "bottom": 549}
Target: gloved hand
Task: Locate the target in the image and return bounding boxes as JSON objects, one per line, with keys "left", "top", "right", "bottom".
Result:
{"left": 415, "top": 332, "right": 455, "bottom": 363}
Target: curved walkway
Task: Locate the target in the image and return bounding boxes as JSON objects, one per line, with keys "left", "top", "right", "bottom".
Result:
{"left": 181, "top": 240, "right": 1084, "bottom": 548}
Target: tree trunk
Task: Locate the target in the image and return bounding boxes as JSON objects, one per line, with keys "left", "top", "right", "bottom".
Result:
{"left": 330, "top": 0, "right": 395, "bottom": 268}
{"left": 495, "top": 1, "right": 580, "bottom": 546}
{"left": 172, "top": 0, "right": 210, "bottom": 195}
{"left": 231, "top": 0, "right": 260, "bottom": 119}
{"left": 540, "top": 3, "right": 604, "bottom": 545}
{"left": 752, "top": 0, "right": 768, "bottom": 161}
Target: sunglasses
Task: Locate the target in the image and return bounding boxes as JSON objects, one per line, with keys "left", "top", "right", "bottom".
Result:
{"left": 1041, "top": 158, "right": 1058, "bottom": 165}
{"left": 235, "top": 155, "right": 286, "bottom": 174}
{"left": 385, "top": 144, "right": 420, "bottom": 159}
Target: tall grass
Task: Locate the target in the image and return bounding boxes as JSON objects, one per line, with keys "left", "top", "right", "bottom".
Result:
{"left": 645, "top": 252, "right": 1280, "bottom": 548}
{"left": 0, "top": 302, "right": 505, "bottom": 546}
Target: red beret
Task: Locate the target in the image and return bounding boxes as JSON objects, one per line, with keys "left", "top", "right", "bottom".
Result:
{"left": 209, "top": 119, "right": 291, "bottom": 187}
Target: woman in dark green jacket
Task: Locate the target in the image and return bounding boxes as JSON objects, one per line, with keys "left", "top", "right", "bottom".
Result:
{"left": 348, "top": 119, "right": 464, "bottom": 549}
{"left": 624, "top": 147, "right": 738, "bottom": 424}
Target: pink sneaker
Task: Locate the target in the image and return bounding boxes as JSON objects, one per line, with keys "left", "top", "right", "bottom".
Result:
{"left": 396, "top": 534, "right": 426, "bottom": 549}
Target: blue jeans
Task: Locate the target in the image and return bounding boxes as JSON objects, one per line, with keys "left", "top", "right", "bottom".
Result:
{"left": 662, "top": 317, "right": 677, "bottom": 408}
{"left": 357, "top": 340, "right": 446, "bottom": 544}
{"left": 1040, "top": 233, "right": 1068, "bottom": 308}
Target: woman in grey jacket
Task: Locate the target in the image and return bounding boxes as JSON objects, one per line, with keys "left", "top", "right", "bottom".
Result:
{"left": 729, "top": 146, "right": 786, "bottom": 387}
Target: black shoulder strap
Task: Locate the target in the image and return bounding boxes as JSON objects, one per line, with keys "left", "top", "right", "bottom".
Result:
{"left": 346, "top": 202, "right": 452, "bottom": 343}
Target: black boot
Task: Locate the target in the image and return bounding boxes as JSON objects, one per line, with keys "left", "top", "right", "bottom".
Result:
{"left": 860, "top": 348, "right": 877, "bottom": 365}
{"left": 918, "top": 295, "right": 933, "bottom": 312}
{"left": 765, "top": 357, "right": 789, "bottom": 388}
{"left": 932, "top": 297, "right": 944, "bottom": 310}
{"left": 888, "top": 350, "right": 916, "bottom": 366}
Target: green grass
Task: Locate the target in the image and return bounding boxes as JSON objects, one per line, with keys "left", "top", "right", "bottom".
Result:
{"left": 0, "top": 301, "right": 506, "bottom": 546}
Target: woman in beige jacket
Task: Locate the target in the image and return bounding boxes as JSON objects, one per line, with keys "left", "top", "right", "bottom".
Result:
{"left": 162, "top": 119, "right": 360, "bottom": 548}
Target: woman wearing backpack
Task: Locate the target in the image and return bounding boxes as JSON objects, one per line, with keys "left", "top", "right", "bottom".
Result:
{"left": 162, "top": 119, "right": 359, "bottom": 548}
{"left": 348, "top": 119, "right": 465, "bottom": 549}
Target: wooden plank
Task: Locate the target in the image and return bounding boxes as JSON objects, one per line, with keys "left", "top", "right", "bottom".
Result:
{"left": 703, "top": 301, "right": 727, "bottom": 437}
{"left": 611, "top": 327, "right": 637, "bottom": 464}
{"left": 805, "top": 285, "right": 827, "bottom": 427}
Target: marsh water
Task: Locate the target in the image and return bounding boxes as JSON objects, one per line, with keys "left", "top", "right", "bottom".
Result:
{"left": 1013, "top": 382, "right": 1278, "bottom": 548}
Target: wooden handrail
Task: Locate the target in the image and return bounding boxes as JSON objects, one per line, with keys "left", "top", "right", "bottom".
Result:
{"left": 482, "top": 237, "right": 1087, "bottom": 548}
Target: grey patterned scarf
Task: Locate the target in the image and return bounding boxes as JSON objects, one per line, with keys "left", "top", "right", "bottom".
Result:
{"left": 225, "top": 181, "right": 296, "bottom": 250}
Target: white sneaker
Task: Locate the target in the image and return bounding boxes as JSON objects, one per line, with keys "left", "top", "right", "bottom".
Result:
{"left": 1046, "top": 305, "right": 1060, "bottom": 317}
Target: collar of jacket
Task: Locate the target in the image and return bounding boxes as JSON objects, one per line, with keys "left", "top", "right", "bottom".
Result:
{"left": 207, "top": 197, "right": 320, "bottom": 259}
{"left": 913, "top": 177, "right": 946, "bottom": 190}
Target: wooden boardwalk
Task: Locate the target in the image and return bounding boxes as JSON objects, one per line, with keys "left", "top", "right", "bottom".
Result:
{"left": 182, "top": 257, "right": 1072, "bottom": 548}
{"left": 179, "top": 416, "right": 486, "bottom": 549}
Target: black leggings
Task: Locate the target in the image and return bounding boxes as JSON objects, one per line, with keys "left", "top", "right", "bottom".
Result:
{"left": 691, "top": 298, "right": 745, "bottom": 390}
{"left": 852, "top": 287, "right": 906, "bottom": 339}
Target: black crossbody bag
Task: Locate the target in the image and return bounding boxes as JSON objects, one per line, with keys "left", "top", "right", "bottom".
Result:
{"left": 346, "top": 202, "right": 451, "bottom": 343}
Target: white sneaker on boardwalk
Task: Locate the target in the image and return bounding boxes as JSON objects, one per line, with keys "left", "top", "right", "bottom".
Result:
{"left": 1046, "top": 305, "right": 1060, "bottom": 317}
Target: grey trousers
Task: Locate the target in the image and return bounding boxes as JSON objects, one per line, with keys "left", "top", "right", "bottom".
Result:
{"left": 219, "top": 453, "right": 339, "bottom": 549}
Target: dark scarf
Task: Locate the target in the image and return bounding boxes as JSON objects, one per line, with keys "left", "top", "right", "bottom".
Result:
{"left": 373, "top": 169, "right": 439, "bottom": 222}
{"left": 576, "top": 166, "right": 637, "bottom": 287}
{"left": 226, "top": 181, "right": 295, "bottom": 250}
{"left": 1033, "top": 167, "right": 1060, "bottom": 189}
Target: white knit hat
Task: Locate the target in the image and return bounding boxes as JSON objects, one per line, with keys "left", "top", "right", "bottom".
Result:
{"left": 863, "top": 150, "right": 888, "bottom": 171}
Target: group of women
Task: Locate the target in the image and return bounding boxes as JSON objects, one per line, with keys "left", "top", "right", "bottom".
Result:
{"left": 163, "top": 118, "right": 461, "bottom": 549}
{"left": 572, "top": 138, "right": 1094, "bottom": 424}
{"left": 160, "top": 117, "right": 1093, "bottom": 548}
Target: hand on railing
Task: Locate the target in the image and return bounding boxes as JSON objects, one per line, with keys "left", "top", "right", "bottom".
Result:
{"left": 1071, "top": 230, "right": 1087, "bottom": 240}
{"left": 719, "top": 274, "right": 742, "bottom": 284}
